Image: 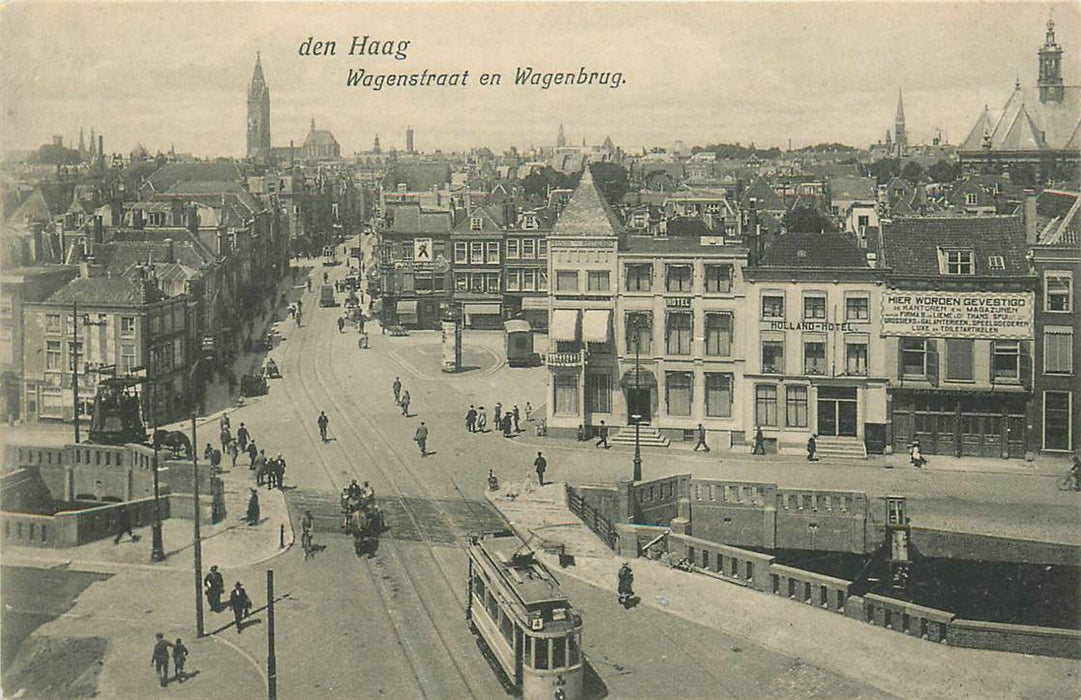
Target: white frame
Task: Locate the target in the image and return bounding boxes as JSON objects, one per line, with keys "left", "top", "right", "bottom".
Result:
{"left": 1044, "top": 270, "right": 1073, "bottom": 313}
{"left": 1043, "top": 326, "right": 1073, "bottom": 375}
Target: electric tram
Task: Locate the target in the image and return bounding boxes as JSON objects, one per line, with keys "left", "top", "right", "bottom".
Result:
{"left": 467, "top": 533, "right": 584, "bottom": 700}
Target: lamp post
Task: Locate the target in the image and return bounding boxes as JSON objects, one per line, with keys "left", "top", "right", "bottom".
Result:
{"left": 631, "top": 318, "right": 644, "bottom": 482}
{"left": 188, "top": 359, "right": 206, "bottom": 637}
{"left": 150, "top": 392, "right": 165, "bottom": 562}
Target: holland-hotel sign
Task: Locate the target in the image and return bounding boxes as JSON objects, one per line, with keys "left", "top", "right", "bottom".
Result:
{"left": 881, "top": 291, "right": 1035, "bottom": 340}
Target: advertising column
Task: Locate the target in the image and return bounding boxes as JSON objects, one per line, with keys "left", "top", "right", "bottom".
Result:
{"left": 441, "top": 306, "right": 462, "bottom": 373}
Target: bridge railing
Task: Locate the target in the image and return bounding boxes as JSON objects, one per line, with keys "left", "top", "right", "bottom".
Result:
{"left": 566, "top": 484, "right": 618, "bottom": 550}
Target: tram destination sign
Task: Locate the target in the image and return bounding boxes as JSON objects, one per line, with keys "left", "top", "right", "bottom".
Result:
{"left": 881, "top": 291, "right": 1034, "bottom": 339}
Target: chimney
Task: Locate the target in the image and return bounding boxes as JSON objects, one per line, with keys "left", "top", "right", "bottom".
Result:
{"left": 163, "top": 238, "right": 174, "bottom": 263}
{"left": 1023, "top": 189, "right": 1038, "bottom": 244}
{"left": 169, "top": 199, "right": 185, "bottom": 225}
{"left": 186, "top": 204, "right": 200, "bottom": 234}
{"left": 93, "top": 215, "right": 104, "bottom": 244}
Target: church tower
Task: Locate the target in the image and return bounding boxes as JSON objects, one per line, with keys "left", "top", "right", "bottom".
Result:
{"left": 557, "top": 123, "right": 567, "bottom": 148}
{"left": 894, "top": 89, "right": 907, "bottom": 157}
{"left": 1038, "top": 15, "right": 1064, "bottom": 104}
{"left": 247, "top": 52, "right": 271, "bottom": 163}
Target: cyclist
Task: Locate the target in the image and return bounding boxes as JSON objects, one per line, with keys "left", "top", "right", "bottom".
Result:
{"left": 1064, "top": 454, "right": 1081, "bottom": 492}
{"left": 301, "top": 510, "right": 315, "bottom": 556}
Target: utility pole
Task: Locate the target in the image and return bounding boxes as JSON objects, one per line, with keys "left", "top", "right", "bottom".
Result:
{"left": 72, "top": 301, "right": 80, "bottom": 443}
{"left": 632, "top": 318, "right": 643, "bottom": 482}
{"left": 192, "top": 411, "right": 204, "bottom": 637}
{"left": 267, "top": 569, "right": 277, "bottom": 700}
{"left": 150, "top": 393, "right": 165, "bottom": 562}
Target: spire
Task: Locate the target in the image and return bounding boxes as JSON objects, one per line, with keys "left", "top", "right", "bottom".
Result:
{"left": 310, "top": 117, "right": 316, "bottom": 132}
{"left": 1045, "top": 13, "right": 1057, "bottom": 47}
{"left": 895, "top": 88, "right": 905, "bottom": 123}
{"left": 249, "top": 51, "right": 267, "bottom": 95}
{"left": 894, "top": 89, "right": 907, "bottom": 156}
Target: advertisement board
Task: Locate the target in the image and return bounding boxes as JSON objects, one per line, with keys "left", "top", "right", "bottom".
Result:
{"left": 413, "top": 238, "right": 433, "bottom": 264}
{"left": 881, "top": 291, "right": 1034, "bottom": 339}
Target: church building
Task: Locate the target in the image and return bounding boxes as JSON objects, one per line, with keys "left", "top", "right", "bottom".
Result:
{"left": 247, "top": 53, "right": 272, "bottom": 164}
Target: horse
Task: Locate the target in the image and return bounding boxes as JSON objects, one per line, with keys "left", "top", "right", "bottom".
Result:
{"left": 153, "top": 430, "right": 192, "bottom": 459}
{"left": 348, "top": 506, "right": 383, "bottom": 557}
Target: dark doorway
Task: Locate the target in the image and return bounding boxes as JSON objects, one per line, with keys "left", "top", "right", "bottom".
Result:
{"left": 817, "top": 386, "right": 858, "bottom": 437}
{"left": 627, "top": 388, "right": 651, "bottom": 424}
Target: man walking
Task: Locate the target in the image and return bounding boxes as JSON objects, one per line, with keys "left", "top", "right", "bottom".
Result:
{"left": 204, "top": 564, "right": 225, "bottom": 612}
{"left": 317, "top": 410, "right": 330, "bottom": 442}
{"left": 247, "top": 440, "right": 259, "bottom": 468}
{"left": 494, "top": 402, "right": 502, "bottom": 427}
{"left": 254, "top": 450, "right": 268, "bottom": 486}
{"left": 227, "top": 439, "right": 239, "bottom": 468}
{"left": 525, "top": 402, "right": 534, "bottom": 422}
{"left": 502, "top": 412, "right": 513, "bottom": 438}
{"left": 236, "top": 423, "right": 250, "bottom": 453}
{"left": 229, "top": 581, "right": 251, "bottom": 634}
{"left": 246, "top": 489, "right": 260, "bottom": 526}
{"left": 400, "top": 390, "right": 411, "bottom": 417}
{"left": 752, "top": 426, "right": 766, "bottom": 455}
{"left": 534, "top": 451, "right": 547, "bottom": 486}
{"left": 415, "top": 421, "right": 429, "bottom": 457}
{"left": 113, "top": 505, "right": 136, "bottom": 544}
{"left": 392, "top": 376, "right": 402, "bottom": 405}
{"left": 595, "top": 420, "right": 610, "bottom": 449}
{"left": 173, "top": 638, "right": 189, "bottom": 683}
{"left": 513, "top": 405, "right": 521, "bottom": 433}
{"left": 618, "top": 563, "right": 635, "bottom": 608}
{"left": 150, "top": 633, "right": 173, "bottom": 687}
{"left": 807, "top": 434, "right": 818, "bottom": 462}
{"left": 694, "top": 423, "right": 710, "bottom": 452}
{"left": 466, "top": 405, "right": 477, "bottom": 433}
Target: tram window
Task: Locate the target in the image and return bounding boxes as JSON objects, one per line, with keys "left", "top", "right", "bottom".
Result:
{"left": 524, "top": 636, "right": 532, "bottom": 667}
{"left": 499, "top": 611, "right": 513, "bottom": 645}
{"left": 535, "top": 638, "right": 549, "bottom": 670}
{"left": 486, "top": 591, "right": 498, "bottom": 620}
{"left": 474, "top": 574, "right": 485, "bottom": 601}
{"left": 568, "top": 633, "right": 580, "bottom": 666}
{"left": 552, "top": 637, "right": 566, "bottom": 668}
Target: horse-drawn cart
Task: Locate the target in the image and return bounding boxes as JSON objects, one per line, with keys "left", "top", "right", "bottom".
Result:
{"left": 341, "top": 492, "right": 384, "bottom": 556}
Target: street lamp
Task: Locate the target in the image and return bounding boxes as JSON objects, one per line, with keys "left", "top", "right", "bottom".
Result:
{"left": 189, "top": 359, "right": 206, "bottom": 638}
{"left": 150, "top": 392, "right": 166, "bottom": 562}
{"left": 631, "top": 317, "right": 645, "bottom": 482}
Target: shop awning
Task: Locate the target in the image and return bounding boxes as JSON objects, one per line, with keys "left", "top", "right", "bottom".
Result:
{"left": 550, "top": 309, "right": 580, "bottom": 342}
{"left": 463, "top": 303, "right": 502, "bottom": 316}
{"left": 504, "top": 319, "right": 531, "bottom": 334}
{"left": 396, "top": 300, "right": 418, "bottom": 323}
{"left": 582, "top": 309, "right": 611, "bottom": 344}
{"left": 620, "top": 367, "right": 657, "bottom": 389}
{"left": 521, "top": 296, "right": 548, "bottom": 311}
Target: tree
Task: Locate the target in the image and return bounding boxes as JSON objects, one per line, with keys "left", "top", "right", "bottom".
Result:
{"left": 867, "top": 158, "right": 900, "bottom": 184}
{"left": 926, "top": 159, "right": 961, "bottom": 184}
{"left": 900, "top": 161, "right": 924, "bottom": 185}
{"left": 783, "top": 206, "right": 837, "bottom": 233}
{"left": 1007, "top": 162, "right": 1037, "bottom": 188}
{"left": 589, "top": 162, "right": 629, "bottom": 207}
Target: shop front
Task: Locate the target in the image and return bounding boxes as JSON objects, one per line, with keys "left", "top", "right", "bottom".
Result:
{"left": 891, "top": 389, "right": 1028, "bottom": 458}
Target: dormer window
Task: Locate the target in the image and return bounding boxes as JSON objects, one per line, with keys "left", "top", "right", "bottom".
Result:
{"left": 522, "top": 215, "right": 538, "bottom": 230}
{"left": 988, "top": 255, "right": 1005, "bottom": 270}
{"left": 942, "top": 248, "right": 974, "bottom": 275}
{"left": 470, "top": 216, "right": 483, "bottom": 231}
{"left": 965, "top": 192, "right": 978, "bottom": 206}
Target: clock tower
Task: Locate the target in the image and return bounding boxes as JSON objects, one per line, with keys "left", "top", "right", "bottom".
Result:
{"left": 247, "top": 52, "right": 271, "bottom": 163}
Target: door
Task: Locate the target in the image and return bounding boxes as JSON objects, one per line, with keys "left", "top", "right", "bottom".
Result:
{"left": 627, "top": 388, "right": 651, "bottom": 424}
{"left": 817, "top": 387, "right": 858, "bottom": 437}
{"left": 838, "top": 399, "right": 858, "bottom": 437}
{"left": 817, "top": 398, "right": 838, "bottom": 436}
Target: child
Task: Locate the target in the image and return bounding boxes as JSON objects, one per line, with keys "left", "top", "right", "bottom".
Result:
{"left": 173, "top": 638, "right": 189, "bottom": 682}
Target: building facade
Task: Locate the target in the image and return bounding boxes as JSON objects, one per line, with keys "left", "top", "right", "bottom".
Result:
{"left": 451, "top": 205, "right": 505, "bottom": 329}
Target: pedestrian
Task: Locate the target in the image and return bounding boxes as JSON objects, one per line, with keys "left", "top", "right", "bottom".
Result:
{"left": 513, "top": 405, "right": 521, "bottom": 433}
{"left": 618, "top": 562, "right": 635, "bottom": 607}
{"left": 237, "top": 423, "right": 250, "bottom": 452}
{"left": 307, "top": 278, "right": 312, "bottom": 292}
{"left": 807, "top": 434, "right": 818, "bottom": 462}
{"left": 752, "top": 426, "right": 766, "bottom": 455}
{"left": 297, "top": 299, "right": 302, "bottom": 314}
{"left": 220, "top": 412, "right": 231, "bottom": 434}
{"left": 415, "top": 421, "right": 429, "bottom": 456}
{"left": 246, "top": 488, "right": 260, "bottom": 526}
{"left": 400, "top": 390, "right": 411, "bottom": 417}
{"left": 494, "top": 402, "right": 502, "bottom": 426}
{"left": 204, "top": 564, "right": 225, "bottom": 612}
{"left": 275, "top": 454, "right": 286, "bottom": 489}
{"left": 317, "top": 410, "right": 329, "bottom": 442}
{"left": 150, "top": 633, "right": 173, "bottom": 687}
{"left": 477, "top": 406, "right": 487, "bottom": 432}
{"left": 227, "top": 439, "right": 239, "bottom": 468}
{"left": 534, "top": 451, "right": 547, "bottom": 486}
{"left": 229, "top": 581, "right": 251, "bottom": 634}
{"left": 204, "top": 442, "right": 214, "bottom": 462}
{"left": 254, "top": 450, "right": 267, "bottom": 486}
{"left": 210, "top": 447, "right": 222, "bottom": 471}
{"left": 694, "top": 423, "right": 710, "bottom": 452}
{"left": 466, "top": 405, "right": 477, "bottom": 433}
{"left": 112, "top": 505, "right": 135, "bottom": 544}
{"left": 248, "top": 440, "right": 259, "bottom": 468}
{"left": 173, "top": 639, "right": 189, "bottom": 683}
{"left": 910, "top": 440, "right": 926, "bottom": 468}
{"left": 393, "top": 376, "right": 402, "bottom": 405}
{"left": 595, "top": 420, "right": 609, "bottom": 449}
{"left": 219, "top": 427, "right": 231, "bottom": 452}
{"left": 337, "top": 316, "right": 345, "bottom": 333}
{"left": 525, "top": 402, "right": 534, "bottom": 422}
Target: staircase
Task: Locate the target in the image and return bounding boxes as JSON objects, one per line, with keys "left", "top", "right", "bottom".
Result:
{"left": 814, "top": 436, "right": 867, "bottom": 460}
{"left": 610, "top": 425, "right": 670, "bottom": 448}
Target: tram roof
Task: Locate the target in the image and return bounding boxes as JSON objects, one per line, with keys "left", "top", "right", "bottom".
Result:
{"left": 478, "top": 535, "right": 567, "bottom": 607}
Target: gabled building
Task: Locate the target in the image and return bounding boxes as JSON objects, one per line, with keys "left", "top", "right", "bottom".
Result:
{"left": 376, "top": 203, "right": 453, "bottom": 328}
{"left": 450, "top": 205, "right": 505, "bottom": 328}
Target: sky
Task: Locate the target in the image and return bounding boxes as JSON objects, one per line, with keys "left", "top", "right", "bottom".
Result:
{"left": 1, "top": 1, "right": 1079, "bottom": 157}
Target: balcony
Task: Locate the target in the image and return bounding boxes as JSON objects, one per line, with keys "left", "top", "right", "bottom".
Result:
{"left": 547, "top": 351, "right": 585, "bottom": 368}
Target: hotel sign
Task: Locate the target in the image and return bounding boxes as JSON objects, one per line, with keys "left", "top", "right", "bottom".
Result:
{"left": 881, "top": 291, "right": 1034, "bottom": 339}
{"left": 665, "top": 297, "right": 692, "bottom": 308}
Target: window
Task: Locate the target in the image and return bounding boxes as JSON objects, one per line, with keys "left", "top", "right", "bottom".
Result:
{"left": 624, "top": 263, "right": 653, "bottom": 292}
{"left": 46, "top": 314, "right": 61, "bottom": 333}
{"left": 555, "top": 271, "right": 578, "bottom": 292}
{"left": 470, "top": 216, "right": 483, "bottom": 231}
{"left": 705, "top": 373, "right": 732, "bottom": 417}
{"left": 586, "top": 373, "right": 611, "bottom": 413}
{"left": 120, "top": 316, "right": 136, "bottom": 337}
{"left": 665, "top": 372, "right": 692, "bottom": 416}
{"left": 987, "top": 255, "right": 1005, "bottom": 270}
{"left": 506, "top": 239, "right": 519, "bottom": 259}
{"left": 587, "top": 271, "right": 610, "bottom": 292}
{"left": 45, "top": 341, "right": 62, "bottom": 371}
{"left": 1044, "top": 391, "right": 1072, "bottom": 451}
{"left": 471, "top": 273, "right": 484, "bottom": 293}
{"left": 626, "top": 312, "right": 652, "bottom": 355}
{"left": 803, "top": 294, "right": 827, "bottom": 320}
{"left": 786, "top": 386, "right": 809, "bottom": 427}
{"left": 705, "top": 313, "right": 733, "bottom": 356}
{"left": 1044, "top": 328, "right": 1073, "bottom": 375}
{"left": 455, "top": 273, "right": 469, "bottom": 291}
{"left": 965, "top": 192, "right": 978, "bottom": 206}
{"left": 121, "top": 343, "right": 136, "bottom": 373}
{"left": 901, "top": 338, "right": 927, "bottom": 377}
{"left": 665, "top": 264, "right": 693, "bottom": 293}
{"left": 552, "top": 637, "right": 566, "bottom": 669}
{"left": 665, "top": 312, "right": 692, "bottom": 355}
{"left": 762, "top": 294, "right": 785, "bottom": 319}
{"left": 943, "top": 249, "right": 974, "bottom": 275}
{"left": 506, "top": 269, "right": 521, "bottom": 291}
{"left": 535, "top": 637, "right": 549, "bottom": 670}
{"left": 537, "top": 239, "right": 548, "bottom": 258}
{"left": 704, "top": 264, "right": 732, "bottom": 293}
{"left": 522, "top": 239, "right": 536, "bottom": 259}
{"left": 845, "top": 296, "right": 869, "bottom": 321}
{"left": 803, "top": 339, "right": 826, "bottom": 375}
{"left": 522, "top": 269, "right": 537, "bottom": 291}
{"left": 469, "top": 242, "right": 484, "bottom": 263}
{"left": 945, "top": 339, "right": 974, "bottom": 381}
{"left": 857, "top": 215, "right": 870, "bottom": 228}
{"left": 553, "top": 374, "right": 578, "bottom": 415}
{"left": 845, "top": 340, "right": 868, "bottom": 376}
{"left": 1045, "top": 272, "right": 1072, "bottom": 312}
{"left": 992, "top": 340, "right": 1020, "bottom": 382}
{"left": 755, "top": 385, "right": 778, "bottom": 426}
{"left": 486, "top": 241, "right": 500, "bottom": 264}
{"left": 486, "top": 273, "right": 500, "bottom": 292}
{"left": 761, "top": 339, "right": 785, "bottom": 374}
{"left": 68, "top": 341, "right": 84, "bottom": 371}
{"left": 523, "top": 215, "right": 539, "bottom": 230}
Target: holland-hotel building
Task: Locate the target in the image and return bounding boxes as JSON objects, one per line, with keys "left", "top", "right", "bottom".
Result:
{"left": 545, "top": 169, "right": 1047, "bottom": 458}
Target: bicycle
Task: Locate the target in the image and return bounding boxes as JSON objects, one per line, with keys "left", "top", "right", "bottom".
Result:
{"left": 301, "top": 530, "right": 315, "bottom": 559}
{"left": 1058, "top": 473, "right": 1080, "bottom": 492}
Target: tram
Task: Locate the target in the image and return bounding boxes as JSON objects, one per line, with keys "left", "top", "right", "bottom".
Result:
{"left": 467, "top": 533, "right": 584, "bottom": 700}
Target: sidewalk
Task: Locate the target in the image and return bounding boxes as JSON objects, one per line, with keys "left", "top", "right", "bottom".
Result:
{"left": 487, "top": 483, "right": 1081, "bottom": 700}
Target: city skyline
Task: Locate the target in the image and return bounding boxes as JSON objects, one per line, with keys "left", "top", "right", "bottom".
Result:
{"left": 2, "top": 2, "right": 1080, "bottom": 157}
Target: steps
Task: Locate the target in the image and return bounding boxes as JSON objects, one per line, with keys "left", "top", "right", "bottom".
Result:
{"left": 610, "top": 425, "right": 670, "bottom": 448}
{"left": 814, "top": 436, "right": 867, "bottom": 460}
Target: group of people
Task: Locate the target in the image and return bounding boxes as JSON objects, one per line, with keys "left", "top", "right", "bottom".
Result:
{"left": 392, "top": 376, "right": 412, "bottom": 417}
{"left": 150, "top": 634, "right": 189, "bottom": 688}
{"left": 202, "top": 565, "right": 254, "bottom": 634}
{"left": 464, "top": 401, "right": 534, "bottom": 437}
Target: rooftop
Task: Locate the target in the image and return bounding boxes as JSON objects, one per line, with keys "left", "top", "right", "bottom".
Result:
{"left": 43, "top": 276, "right": 165, "bottom": 307}
{"left": 879, "top": 215, "right": 1031, "bottom": 277}
{"left": 552, "top": 167, "right": 621, "bottom": 238}
{"left": 758, "top": 232, "right": 869, "bottom": 269}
